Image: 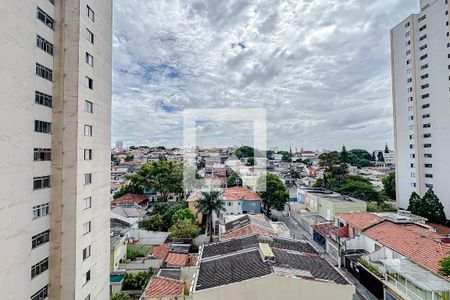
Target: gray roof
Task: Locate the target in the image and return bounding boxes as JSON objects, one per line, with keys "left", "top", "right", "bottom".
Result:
{"left": 202, "top": 234, "right": 316, "bottom": 258}
{"left": 157, "top": 268, "right": 181, "bottom": 280}
{"left": 224, "top": 215, "right": 273, "bottom": 232}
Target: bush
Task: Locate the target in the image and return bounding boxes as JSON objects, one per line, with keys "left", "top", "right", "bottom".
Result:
{"left": 127, "top": 245, "right": 151, "bottom": 260}
{"left": 359, "top": 258, "right": 383, "bottom": 278}
{"left": 367, "top": 201, "right": 396, "bottom": 212}
{"left": 169, "top": 219, "right": 200, "bottom": 240}
{"left": 122, "top": 269, "right": 154, "bottom": 291}
{"left": 111, "top": 292, "right": 130, "bottom": 300}
{"left": 439, "top": 256, "right": 450, "bottom": 276}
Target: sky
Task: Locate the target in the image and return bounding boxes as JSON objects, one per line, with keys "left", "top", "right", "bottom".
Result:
{"left": 112, "top": 0, "right": 418, "bottom": 151}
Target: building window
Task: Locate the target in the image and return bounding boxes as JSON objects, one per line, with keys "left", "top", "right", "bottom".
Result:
{"left": 420, "top": 54, "right": 428, "bottom": 60}
{"left": 34, "top": 148, "right": 51, "bottom": 161}
{"left": 83, "top": 221, "right": 91, "bottom": 235}
{"left": 30, "top": 285, "right": 48, "bottom": 300}
{"left": 85, "top": 100, "right": 93, "bottom": 113}
{"left": 85, "top": 295, "right": 91, "bottom": 300}
{"left": 85, "top": 28, "right": 94, "bottom": 44}
{"left": 33, "top": 176, "right": 51, "bottom": 190}
{"left": 405, "top": 22, "right": 410, "bottom": 28}
{"left": 407, "top": 78, "right": 412, "bottom": 83}
{"left": 422, "top": 103, "right": 430, "bottom": 109}
{"left": 421, "top": 83, "right": 429, "bottom": 89}
{"left": 87, "top": 5, "right": 95, "bottom": 21}
{"left": 34, "top": 120, "right": 52, "bottom": 134}
{"left": 421, "top": 64, "right": 428, "bottom": 70}
{"left": 425, "top": 164, "right": 432, "bottom": 168}
{"left": 406, "top": 50, "right": 411, "bottom": 56}
{"left": 425, "top": 173, "right": 433, "bottom": 178}
{"left": 425, "top": 183, "right": 433, "bottom": 188}
{"left": 418, "top": 15, "right": 426, "bottom": 22}
{"left": 405, "top": 31, "right": 410, "bottom": 37}
{"left": 83, "top": 245, "right": 91, "bottom": 260}
{"left": 419, "top": 25, "right": 427, "bottom": 31}
{"left": 83, "top": 197, "right": 92, "bottom": 210}
{"left": 84, "top": 173, "right": 92, "bottom": 185}
{"left": 33, "top": 203, "right": 50, "bottom": 220}
{"left": 424, "top": 143, "right": 432, "bottom": 148}
{"left": 424, "top": 153, "right": 432, "bottom": 158}
{"left": 84, "top": 149, "right": 93, "bottom": 160}
{"left": 86, "top": 76, "right": 93, "bottom": 89}
{"left": 37, "top": 7, "right": 54, "bottom": 30}
{"left": 419, "top": 34, "right": 427, "bottom": 41}
{"left": 423, "top": 123, "right": 431, "bottom": 128}
{"left": 83, "top": 270, "right": 91, "bottom": 286}
{"left": 421, "top": 74, "right": 429, "bottom": 80}
{"left": 35, "top": 91, "right": 52, "bottom": 108}
{"left": 84, "top": 125, "right": 93, "bottom": 136}
{"left": 36, "top": 63, "right": 53, "bottom": 81}
{"left": 423, "top": 113, "right": 430, "bottom": 118}
{"left": 420, "top": 44, "right": 427, "bottom": 51}
{"left": 32, "top": 230, "right": 50, "bottom": 249}
{"left": 36, "top": 35, "right": 53, "bottom": 55}
{"left": 424, "top": 133, "right": 431, "bottom": 138}
{"left": 31, "top": 258, "right": 49, "bottom": 279}
{"left": 410, "top": 154, "right": 415, "bottom": 159}
{"left": 86, "top": 53, "right": 94, "bottom": 67}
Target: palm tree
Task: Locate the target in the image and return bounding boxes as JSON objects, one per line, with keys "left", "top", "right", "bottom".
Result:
{"left": 196, "top": 191, "right": 225, "bottom": 243}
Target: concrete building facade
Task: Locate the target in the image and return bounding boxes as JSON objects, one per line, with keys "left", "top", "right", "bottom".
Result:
{"left": 0, "top": 1, "right": 112, "bottom": 299}
{"left": 391, "top": 0, "right": 450, "bottom": 216}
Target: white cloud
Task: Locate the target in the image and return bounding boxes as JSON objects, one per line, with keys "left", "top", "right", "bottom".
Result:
{"left": 112, "top": 0, "right": 418, "bottom": 151}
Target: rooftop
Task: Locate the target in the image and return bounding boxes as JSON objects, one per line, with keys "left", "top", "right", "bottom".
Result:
{"left": 111, "top": 193, "right": 148, "bottom": 206}
{"left": 143, "top": 276, "right": 184, "bottom": 298}
{"left": 150, "top": 243, "right": 171, "bottom": 260}
{"left": 336, "top": 212, "right": 384, "bottom": 231}
{"left": 364, "top": 221, "right": 450, "bottom": 275}
{"left": 223, "top": 187, "right": 262, "bottom": 201}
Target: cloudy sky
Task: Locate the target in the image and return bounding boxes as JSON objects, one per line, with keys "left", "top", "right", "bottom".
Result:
{"left": 112, "top": 0, "right": 418, "bottom": 151}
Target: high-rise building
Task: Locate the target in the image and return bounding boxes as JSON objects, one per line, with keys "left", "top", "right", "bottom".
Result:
{"left": 0, "top": 1, "right": 112, "bottom": 299}
{"left": 391, "top": 0, "right": 450, "bottom": 216}
{"left": 115, "top": 140, "right": 124, "bottom": 150}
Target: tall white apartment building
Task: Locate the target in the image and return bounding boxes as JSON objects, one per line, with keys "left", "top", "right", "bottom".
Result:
{"left": 0, "top": 1, "right": 112, "bottom": 299}
{"left": 391, "top": 0, "right": 450, "bottom": 216}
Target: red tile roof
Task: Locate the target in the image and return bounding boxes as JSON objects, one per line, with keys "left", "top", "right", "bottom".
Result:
{"left": 222, "top": 224, "right": 276, "bottom": 240}
{"left": 165, "top": 252, "right": 189, "bottom": 266}
{"left": 150, "top": 243, "right": 171, "bottom": 260}
{"left": 312, "top": 223, "right": 348, "bottom": 238}
{"left": 223, "top": 187, "right": 262, "bottom": 201}
{"left": 111, "top": 194, "right": 148, "bottom": 206}
{"left": 144, "top": 276, "right": 184, "bottom": 298}
{"left": 428, "top": 223, "right": 450, "bottom": 237}
{"left": 336, "top": 212, "right": 384, "bottom": 231}
{"left": 364, "top": 222, "right": 450, "bottom": 275}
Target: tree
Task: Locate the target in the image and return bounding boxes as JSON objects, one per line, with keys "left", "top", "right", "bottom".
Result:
{"left": 367, "top": 201, "right": 396, "bottom": 212}
{"left": 257, "top": 173, "right": 289, "bottom": 216}
{"left": 245, "top": 157, "right": 255, "bottom": 166}
{"left": 422, "top": 189, "right": 446, "bottom": 224}
{"left": 439, "top": 256, "right": 450, "bottom": 276}
{"left": 171, "top": 208, "right": 195, "bottom": 224}
{"left": 407, "top": 192, "right": 423, "bottom": 215}
{"left": 318, "top": 151, "right": 340, "bottom": 189}
{"left": 122, "top": 270, "right": 154, "bottom": 291}
{"left": 124, "top": 154, "right": 134, "bottom": 162}
{"left": 169, "top": 219, "right": 200, "bottom": 239}
{"left": 128, "top": 159, "right": 183, "bottom": 202}
{"left": 111, "top": 292, "right": 130, "bottom": 300}
{"left": 377, "top": 151, "right": 384, "bottom": 162}
{"left": 113, "top": 184, "right": 144, "bottom": 199}
{"left": 281, "top": 152, "right": 293, "bottom": 163}
{"left": 289, "top": 168, "right": 301, "bottom": 179}
{"left": 349, "top": 149, "right": 372, "bottom": 161}
{"left": 384, "top": 143, "right": 390, "bottom": 154}
{"left": 196, "top": 191, "right": 225, "bottom": 242}
{"left": 266, "top": 150, "right": 274, "bottom": 160}
{"left": 336, "top": 179, "right": 382, "bottom": 204}
{"left": 382, "top": 172, "right": 396, "bottom": 200}
{"left": 227, "top": 169, "right": 241, "bottom": 187}
{"left": 139, "top": 213, "right": 164, "bottom": 231}
{"left": 340, "top": 145, "right": 349, "bottom": 163}
{"left": 234, "top": 146, "right": 255, "bottom": 159}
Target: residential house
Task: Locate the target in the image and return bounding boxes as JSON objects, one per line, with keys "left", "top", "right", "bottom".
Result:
{"left": 190, "top": 234, "right": 355, "bottom": 300}
{"left": 222, "top": 187, "right": 262, "bottom": 215}
{"left": 111, "top": 193, "right": 149, "bottom": 207}
{"left": 219, "top": 214, "right": 290, "bottom": 240}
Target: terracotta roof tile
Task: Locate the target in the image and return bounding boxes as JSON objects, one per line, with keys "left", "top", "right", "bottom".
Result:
{"left": 150, "top": 243, "right": 171, "bottom": 260}
{"left": 165, "top": 252, "right": 189, "bottom": 266}
{"left": 222, "top": 224, "right": 275, "bottom": 240}
{"left": 336, "top": 212, "right": 384, "bottom": 231}
{"left": 364, "top": 222, "right": 450, "bottom": 275}
{"left": 223, "top": 187, "right": 262, "bottom": 201}
{"left": 144, "top": 276, "right": 184, "bottom": 298}
{"left": 111, "top": 193, "right": 148, "bottom": 206}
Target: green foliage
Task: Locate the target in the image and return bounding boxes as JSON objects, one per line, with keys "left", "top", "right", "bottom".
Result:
{"left": 127, "top": 245, "right": 151, "bottom": 260}
{"left": 139, "top": 214, "right": 164, "bottom": 231}
{"left": 234, "top": 146, "right": 255, "bottom": 159}
{"left": 169, "top": 219, "right": 200, "bottom": 239}
{"left": 367, "top": 201, "right": 396, "bottom": 212}
{"left": 289, "top": 168, "right": 301, "bottom": 179}
{"left": 439, "top": 256, "right": 450, "bottom": 276}
{"left": 312, "top": 178, "right": 324, "bottom": 188}
{"left": 245, "top": 157, "right": 255, "bottom": 166}
{"left": 266, "top": 150, "right": 274, "bottom": 160}
{"left": 359, "top": 258, "right": 383, "bottom": 278}
{"left": 349, "top": 149, "right": 372, "bottom": 161}
{"left": 382, "top": 172, "right": 396, "bottom": 200}
{"left": 227, "top": 169, "right": 241, "bottom": 187}
{"left": 171, "top": 208, "right": 195, "bottom": 224}
{"left": 113, "top": 184, "right": 144, "bottom": 199}
{"left": 122, "top": 269, "right": 154, "bottom": 291}
{"left": 183, "top": 165, "right": 203, "bottom": 192}
{"left": 196, "top": 191, "right": 225, "bottom": 242}
{"left": 336, "top": 178, "right": 382, "bottom": 204}
{"left": 340, "top": 145, "right": 349, "bottom": 163}
{"left": 111, "top": 292, "right": 130, "bottom": 300}
{"left": 128, "top": 159, "right": 183, "bottom": 202}
{"left": 124, "top": 154, "right": 134, "bottom": 162}
{"left": 150, "top": 202, "right": 187, "bottom": 230}
{"left": 408, "top": 189, "right": 447, "bottom": 225}
{"left": 377, "top": 152, "right": 384, "bottom": 162}
{"left": 129, "top": 146, "right": 137, "bottom": 150}
{"left": 257, "top": 173, "right": 289, "bottom": 216}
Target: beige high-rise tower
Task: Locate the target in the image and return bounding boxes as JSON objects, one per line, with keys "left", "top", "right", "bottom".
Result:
{"left": 0, "top": 1, "right": 112, "bottom": 299}
{"left": 391, "top": 0, "right": 450, "bottom": 216}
